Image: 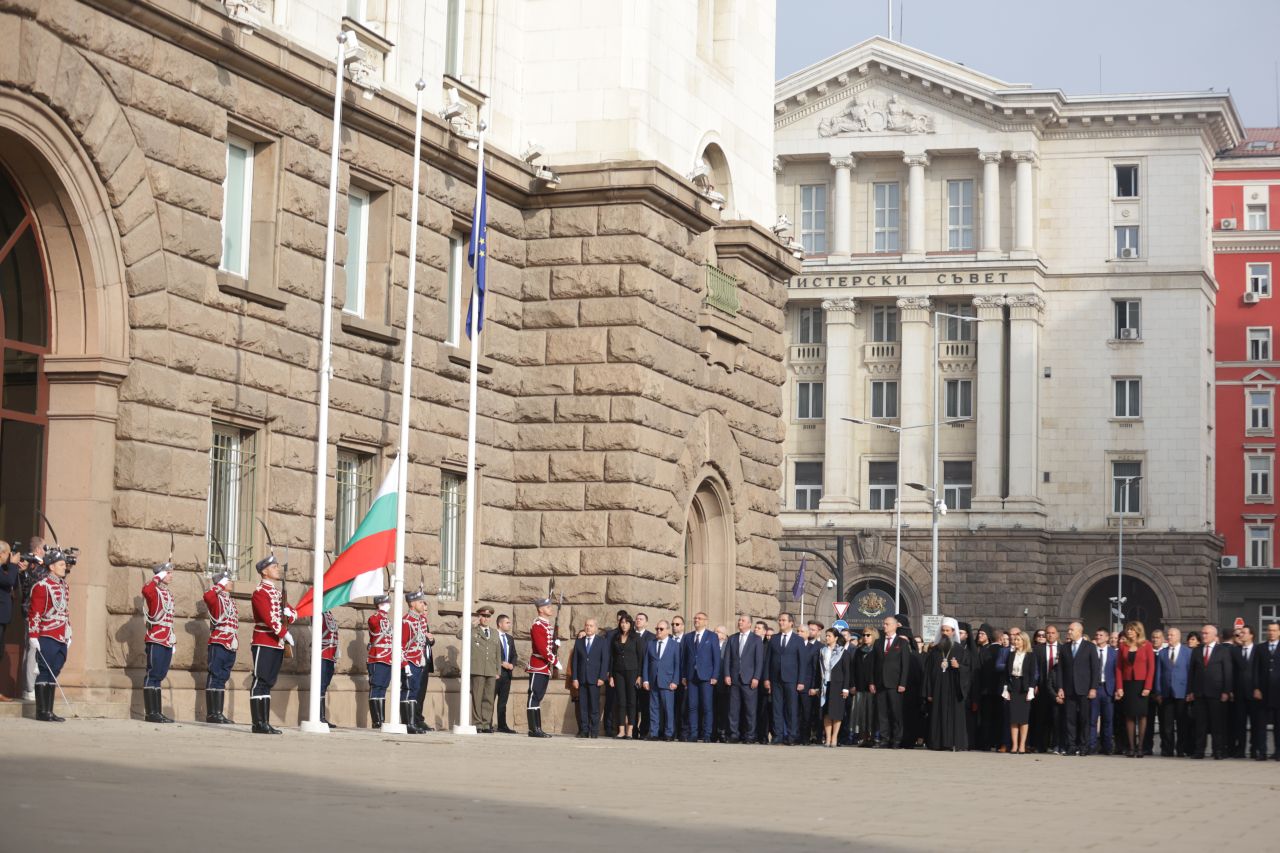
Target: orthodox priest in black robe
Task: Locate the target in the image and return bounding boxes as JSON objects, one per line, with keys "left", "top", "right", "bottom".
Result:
{"left": 926, "top": 617, "right": 970, "bottom": 751}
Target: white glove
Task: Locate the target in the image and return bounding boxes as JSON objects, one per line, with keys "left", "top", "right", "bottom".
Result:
{"left": 554, "top": 660, "right": 564, "bottom": 672}
{"left": 284, "top": 631, "right": 295, "bottom": 646}
{"left": 1001, "top": 686, "right": 1010, "bottom": 700}
{"left": 28, "top": 637, "right": 39, "bottom": 652}
{"left": 285, "top": 607, "right": 297, "bottom": 621}
{"left": 1027, "top": 688, "right": 1035, "bottom": 702}
{"left": 404, "top": 665, "right": 412, "bottom": 677}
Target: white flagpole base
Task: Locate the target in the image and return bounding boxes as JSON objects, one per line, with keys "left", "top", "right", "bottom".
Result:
{"left": 380, "top": 723, "right": 409, "bottom": 735}
{"left": 299, "top": 720, "right": 331, "bottom": 734}
{"left": 451, "top": 724, "right": 478, "bottom": 735}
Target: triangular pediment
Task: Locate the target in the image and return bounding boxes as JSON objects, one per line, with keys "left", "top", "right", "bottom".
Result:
{"left": 1243, "top": 369, "right": 1277, "bottom": 384}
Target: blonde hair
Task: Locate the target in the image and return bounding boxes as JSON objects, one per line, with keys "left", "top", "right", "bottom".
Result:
{"left": 1123, "top": 620, "right": 1146, "bottom": 647}
{"left": 863, "top": 626, "right": 880, "bottom": 642}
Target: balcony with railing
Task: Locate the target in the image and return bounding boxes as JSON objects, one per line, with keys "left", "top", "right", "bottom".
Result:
{"left": 703, "top": 263, "right": 740, "bottom": 316}
{"left": 938, "top": 339, "right": 977, "bottom": 374}
{"left": 863, "top": 341, "right": 901, "bottom": 375}
{"left": 790, "top": 343, "right": 826, "bottom": 364}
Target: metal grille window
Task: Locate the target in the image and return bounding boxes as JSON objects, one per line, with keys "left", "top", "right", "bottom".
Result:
{"left": 1114, "top": 377, "right": 1141, "bottom": 418}
{"left": 871, "top": 380, "right": 898, "bottom": 419}
{"left": 800, "top": 184, "right": 827, "bottom": 254}
{"left": 797, "top": 381, "right": 824, "bottom": 420}
{"left": 868, "top": 461, "right": 897, "bottom": 510}
{"left": 793, "top": 461, "right": 823, "bottom": 510}
{"left": 1249, "top": 390, "right": 1272, "bottom": 432}
{"left": 1247, "top": 455, "right": 1272, "bottom": 500}
{"left": 797, "top": 306, "right": 824, "bottom": 344}
{"left": 439, "top": 471, "right": 465, "bottom": 600}
{"left": 945, "top": 379, "right": 973, "bottom": 419}
{"left": 335, "top": 450, "right": 375, "bottom": 552}
{"left": 1112, "top": 461, "right": 1142, "bottom": 514}
{"left": 873, "top": 182, "right": 900, "bottom": 253}
{"left": 943, "top": 461, "right": 973, "bottom": 510}
{"left": 1248, "top": 263, "right": 1271, "bottom": 297}
{"left": 1249, "top": 327, "right": 1272, "bottom": 361}
{"left": 946, "top": 179, "right": 974, "bottom": 250}
{"left": 871, "top": 305, "right": 898, "bottom": 342}
{"left": 1247, "top": 525, "right": 1272, "bottom": 568}
{"left": 208, "top": 423, "right": 257, "bottom": 579}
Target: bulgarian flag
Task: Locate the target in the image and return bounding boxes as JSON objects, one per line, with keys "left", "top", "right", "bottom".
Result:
{"left": 294, "top": 456, "right": 399, "bottom": 617}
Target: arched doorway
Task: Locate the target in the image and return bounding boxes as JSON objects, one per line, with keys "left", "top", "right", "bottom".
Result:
{"left": 0, "top": 165, "right": 50, "bottom": 694}
{"left": 683, "top": 475, "right": 735, "bottom": 625}
{"left": 697, "top": 142, "right": 735, "bottom": 217}
{"left": 1082, "top": 575, "right": 1163, "bottom": 634}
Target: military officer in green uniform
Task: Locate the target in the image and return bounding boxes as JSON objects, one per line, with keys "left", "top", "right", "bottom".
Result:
{"left": 471, "top": 605, "right": 502, "bottom": 732}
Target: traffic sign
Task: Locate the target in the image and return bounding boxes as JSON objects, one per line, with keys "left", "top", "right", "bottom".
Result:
{"left": 833, "top": 619, "right": 849, "bottom": 632}
{"left": 922, "top": 614, "right": 944, "bottom": 644}
{"left": 833, "top": 601, "right": 849, "bottom": 620}
{"left": 1234, "top": 616, "right": 1245, "bottom": 630}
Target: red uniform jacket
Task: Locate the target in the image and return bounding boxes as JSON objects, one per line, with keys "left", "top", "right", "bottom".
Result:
{"left": 526, "top": 617, "right": 557, "bottom": 675}
{"left": 251, "top": 580, "right": 292, "bottom": 649}
{"left": 142, "top": 577, "right": 176, "bottom": 647}
{"left": 27, "top": 574, "right": 71, "bottom": 644}
{"left": 322, "top": 611, "right": 339, "bottom": 661}
{"left": 1116, "top": 640, "right": 1157, "bottom": 691}
{"left": 203, "top": 586, "right": 239, "bottom": 651}
{"left": 403, "top": 612, "right": 427, "bottom": 668}
{"left": 367, "top": 610, "right": 393, "bottom": 665}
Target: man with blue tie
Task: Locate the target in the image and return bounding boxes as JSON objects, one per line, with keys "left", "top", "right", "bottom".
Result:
{"left": 682, "top": 611, "right": 722, "bottom": 743}
{"left": 642, "top": 620, "right": 681, "bottom": 741}
{"left": 571, "top": 617, "right": 610, "bottom": 738}
{"left": 495, "top": 614, "right": 518, "bottom": 733}
{"left": 724, "top": 614, "right": 764, "bottom": 743}
{"left": 765, "top": 613, "right": 805, "bottom": 745}
{"left": 1155, "top": 626, "right": 1193, "bottom": 756}
{"left": 1089, "top": 627, "right": 1118, "bottom": 755}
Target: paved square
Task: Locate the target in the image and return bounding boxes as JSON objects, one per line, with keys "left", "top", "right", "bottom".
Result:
{"left": 1, "top": 718, "right": 1274, "bottom": 851}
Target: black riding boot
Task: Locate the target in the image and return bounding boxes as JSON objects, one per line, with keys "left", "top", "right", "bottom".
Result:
{"left": 320, "top": 695, "right": 334, "bottom": 730}
{"left": 144, "top": 688, "right": 164, "bottom": 723}
{"left": 206, "top": 690, "right": 220, "bottom": 723}
{"left": 369, "top": 698, "right": 383, "bottom": 729}
{"left": 216, "top": 691, "right": 234, "bottom": 725}
{"left": 261, "top": 696, "right": 282, "bottom": 734}
{"left": 530, "top": 708, "right": 551, "bottom": 738}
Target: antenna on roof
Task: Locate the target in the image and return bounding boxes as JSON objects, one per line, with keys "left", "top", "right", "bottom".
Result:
{"left": 887, "top": 0, "right": 892, "bottom": 40}
{"left": 898, "top": 1, "right": 904, "bottom": 42}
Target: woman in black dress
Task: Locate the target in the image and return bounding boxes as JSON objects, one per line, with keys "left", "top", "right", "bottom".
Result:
{"left": 1003, "top": 630, "right": 1038, "bottom": 753}
{"left": 818, "top": 628, "right": 852, "bottom": 747}
{"left": 608, "top": 614, "right": 643, "bottom": 738}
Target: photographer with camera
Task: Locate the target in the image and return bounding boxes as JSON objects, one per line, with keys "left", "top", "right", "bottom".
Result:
{"left": 27, "top": 545, "right": 73, "bottom": 722}
{"left": 17, "top": 536, "right": 46, "bottom": 701}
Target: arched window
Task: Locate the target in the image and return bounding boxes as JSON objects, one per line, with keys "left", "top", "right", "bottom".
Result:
{"left": 0, "top": 166, "right": 50, "bottom": 538}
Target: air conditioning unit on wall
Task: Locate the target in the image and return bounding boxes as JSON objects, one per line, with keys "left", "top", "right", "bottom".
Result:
{"left": 1119, "top": 328, "right": 1139, "bottom": 340}
{"left": 1220, "top": 218, "right": 1237, "bottom": 230}
{"left": 1243, "top": 292, "right": 1261, "bottom": 304}
{"left": 1220, "top": 555, "right": 1239, "bottom": 569}
{"left": 1119, "top": 248, "right": 1138, "bottom": 259}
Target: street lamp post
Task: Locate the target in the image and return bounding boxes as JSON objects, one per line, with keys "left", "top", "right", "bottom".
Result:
{"left": 845, "top": 416, "right": 969, "bottom": 616}
{"left": 1115, "top": 475, "right": 1142, "bottom": 633}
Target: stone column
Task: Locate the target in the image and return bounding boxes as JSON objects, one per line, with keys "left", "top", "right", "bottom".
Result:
{"left": 896, "top": 296, "right": 933, "bottom": 509}
{"left": 978, "top": 151, "right": 1002, "bottom": 258}
{"left": 904, "top": 153, "right": 929, "bottom": 261}
{"left": 970, "top": 295, "right": 1006, "bottom": 510}
{"left": 820, "top": 298, "right": 859, "bottom": 511}
{"left": 1012, "top": 151, "right": 1037, "bottom": 259}
{"left": 1006, "top": 294, "right": 1045, "bottom": 508}
{"left": 829, "top": 156, "right": 854, "bottom": 262}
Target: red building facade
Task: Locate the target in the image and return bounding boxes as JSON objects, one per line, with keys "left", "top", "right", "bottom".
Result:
{"left": 1214, "top": 129, "right": 1280, "bottom": 628}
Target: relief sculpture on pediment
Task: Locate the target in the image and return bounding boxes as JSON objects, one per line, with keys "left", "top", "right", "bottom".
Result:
{"left": 818, "top": 93, "right": 935, "bottom": 136}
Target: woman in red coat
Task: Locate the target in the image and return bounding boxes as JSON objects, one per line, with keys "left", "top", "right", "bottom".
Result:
{"left": 1115, "top": 620, "right": 1157, "bottom": 757}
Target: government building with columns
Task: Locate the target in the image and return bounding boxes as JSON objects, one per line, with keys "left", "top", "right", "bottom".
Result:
{"left": 774, "top": 38, "right": 1242, "bottom": 632}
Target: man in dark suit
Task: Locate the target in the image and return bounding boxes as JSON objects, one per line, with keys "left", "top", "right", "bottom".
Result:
{"left": 571, "top": 617, "right": 610, "bottom": 738}
{"left": 765, "top": 613, "right": 804, "bottom": 745}
{"left": 1231, "top": 624, "right": 1262, "bottom": 758}
{"left": 724, "top": 614, "right": 764, "bottom": 743}
{"left": 1256, "top": 620, "right": 1280, "bottom": 760}
{"left": 798, "top": 620, "right": 825, "bottom": 745}
{"left": 870, "top": 614, "right": 911, "bottom": 749}
{"left": 1155, "top": 626, "right": 1193, "bottom": 756}
{"left": 633, "top": 612, "right": 654, "bottom": 739}
{"left": 1031, "top": 625, "right": 1063, "bottom": 753}
{"left": 0, "top": 541, "right": 18, "bottom": 699}
{"left": 641, "top": 620, "right": 681, "bottom": 741}
{"left": 1188, "top": 623, "right": 1235, "bottom": 759}
{"left": 494, "top": 614, "right": 519, "bottom": 733}
{"left": 1055, "top": 621, "right": 1099, "bottom": 756}
{"left": 670, "top": 615, "right": 688, "bottom": 740}
{"left": 681, "top": 611, "right": 722, "bottom": 742}
{"left": 1089, "top": 627, "right": 1119, "bottom": 755}
{"left": 755, "top": 622, "right": 772, "bottom": 743}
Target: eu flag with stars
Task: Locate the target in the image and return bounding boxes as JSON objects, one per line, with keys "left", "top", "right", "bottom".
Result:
{"left": 791, "top": 557, "right": 806, "bottom": 601}
{"left": 465, "top": 165, "right": 487, "bottom": 339}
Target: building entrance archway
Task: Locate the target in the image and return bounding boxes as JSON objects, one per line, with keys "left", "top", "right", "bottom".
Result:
{"left": 683, "top": 474, "right": 735, "bottom": 626}
{"left": 1082, "top": 575, "right": 1164, "bottom": 634}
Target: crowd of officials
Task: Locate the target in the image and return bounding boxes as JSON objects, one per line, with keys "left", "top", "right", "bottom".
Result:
{"left": 563, "top": 609, "right": 1280, "bottom": 760}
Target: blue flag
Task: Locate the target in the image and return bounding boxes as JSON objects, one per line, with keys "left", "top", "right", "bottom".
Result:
{"left": 465, "top": 165, "right": 487, "bottom": 339}
{"left": 791, "top": 557, "right": 806, "bottom": 601}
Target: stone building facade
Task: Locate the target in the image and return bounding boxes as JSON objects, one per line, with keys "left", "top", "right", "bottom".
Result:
{"left": 773, "top": 38, "right": 1241, "bottom": 634}
{"left": 0, "top": 0, "right": 796, "bottom": 728}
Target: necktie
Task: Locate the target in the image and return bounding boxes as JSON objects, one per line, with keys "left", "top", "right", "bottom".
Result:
{"left": 586, "top": 637, "right": 592, "bottom": 654}
{"left": 484, "top": 627, "right": 490, "bottom": 640}
{"left": 1204, "top": 647, "right": 1210, "bottom": 665}
{"left": 782, "top": 633, "right": 788, "bottom": 649}
{"left": 740, "top": 634, "right": 747, "bottom": 654}
{"left": 1244, "top": 647, "right": 1250, "bottom": 662}
{"left": 1099, "top": 648, "right": 1104, "bottom": 683}
{"left": 1049, "top": 646, "right": 1055, "bottom": 669}
{"left": 659, "top": 639, "right": 665, "bottom": 658}
{"left": 1171, "top": 647, "right": 1177, "bottom": 666}
{"left": 885, "top": 637, "right": 891, "bottom": 654}
{"left": 1271, "top": 642, "right": 1277, "bottom": 653}
{"left": 501, "top": 634, "right": 508, "bottom": 658}
{"left": 1073, "top": 641, "right": 1079, "bottom": 656}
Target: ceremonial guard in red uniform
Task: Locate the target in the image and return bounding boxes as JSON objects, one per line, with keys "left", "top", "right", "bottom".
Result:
{"left": 202, "top": 570, "right": 238, "bottom": 724}
{"left": 250, "top": 554, "right": 295, "bottom": 734}
{"left": 526, "top": 596, "right": 559, "bottom": 738}
{"left": 319, "top": 610, "right": 338, "bottom": 729}
{"left": 400, "top": 590, "right": 429, "bottom": 734}
{"left": 141, "top": 560, "right": 176, "bottom": 723}
{"left": 27, "top": 548, "right": 71, "bottom": 723}
{"left": 366, "top": 595, "right": 392, "bottom": 728}
{"left": 410, "top": 601, "right": 436, "bottom": 731}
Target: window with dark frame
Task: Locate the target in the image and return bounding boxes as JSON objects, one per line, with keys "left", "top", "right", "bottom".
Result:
{"left": 1114, "top": 164, "right": 1139, "bottom": 198}
{"left": 794, "top": 461, "right": 823, "bottom": 510}
{"left": 868, "top": 460, "right": 897, "bottom": 510}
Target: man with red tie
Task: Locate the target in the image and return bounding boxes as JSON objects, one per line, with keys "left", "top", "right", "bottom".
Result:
{"left": 1188, "top": 623, "right": 1236, "bottom": 759}
{"left": 202, "top": 570, "right": 238, "bottom": 724}
{"left": 249, "top": 553, "right": 295, "bottom": 735}
{"left": 870, "top": 614, "right": 912, "bottom": 748}
{"left": 141, "top": 560, "right": 177, "bottom": 724}
{"left": 27, "top": 547, "right": 71, "bottom": 723}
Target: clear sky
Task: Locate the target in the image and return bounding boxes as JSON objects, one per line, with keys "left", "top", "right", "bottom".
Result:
{"left": 776, "top": 0, "right": 1280, "bottom": 127}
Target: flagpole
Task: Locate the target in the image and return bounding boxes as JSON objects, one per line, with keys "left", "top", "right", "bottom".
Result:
{"left": 301, "top": 30, "right": 355, "bottom": 735}
{"left": 453, "top": 112, "right": 487, "bottom": 736}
